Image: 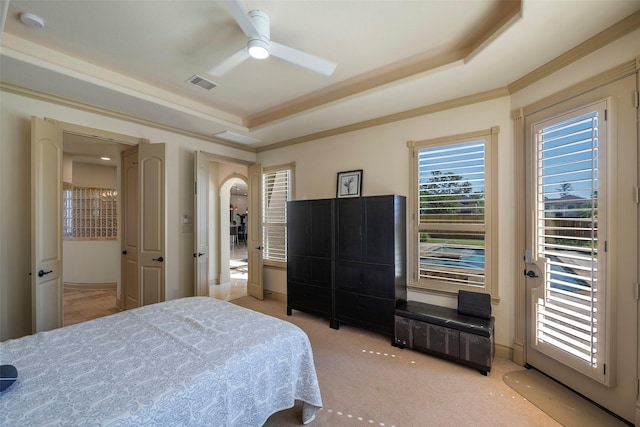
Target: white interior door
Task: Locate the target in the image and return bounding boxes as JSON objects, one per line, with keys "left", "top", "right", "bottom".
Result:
{"left": 194, "top": 151, "right": 209, "bottom": 296}
{"left": 247, "top": 163, "right": 263, "bottom": 300}
{"left": 524, "top": 75, "right": 638, "bottom": 422}
{"left": 138, "top": 143, "right": 165, "bottom": 305}
{"left": 121, "top": 146, "right": 139, "bottom": 309}
{"left": 31, "top": 116, "right": 63, "bottom": 332}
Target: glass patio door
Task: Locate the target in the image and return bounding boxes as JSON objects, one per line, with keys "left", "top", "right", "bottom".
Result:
{"left": 526, "top": 102, "right": 607, "bottom": 382}
{"left": 523, "top": 73, "right": 638, "bottom": 422}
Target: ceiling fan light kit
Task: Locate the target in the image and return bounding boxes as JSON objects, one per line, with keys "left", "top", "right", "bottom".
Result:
{"left": 247, "top": 10, "right": 270, "bottom": 59}
{"left": 208, "top": 0, "right": 336, "bottom": 76}
{"left": 248, "top": 38, "right": 270, "bottom": 59}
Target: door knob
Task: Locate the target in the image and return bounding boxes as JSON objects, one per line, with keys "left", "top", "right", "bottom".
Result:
{"left": 38, "top": 269, "right": 53, "bottom": 277}
{"left": 152, "top": 256, "right": 164, "bottom": 262}
{"left": 122, "top": 250, "right": 127, "bottom": 255}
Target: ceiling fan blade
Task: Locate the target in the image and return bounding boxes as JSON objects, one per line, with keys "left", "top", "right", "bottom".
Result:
{"left": 227, "top": 0, "right": 259, "bottom": 38}
{"left": 270, "top": 42, "right": 336, "bottom": 76}
{"left": 208, "top": 48, "right": 250, "bottom": 76}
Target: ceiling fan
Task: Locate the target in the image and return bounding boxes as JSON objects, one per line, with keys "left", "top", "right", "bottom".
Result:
{"left": 207, "top": 0, "right": 337, "bottom": 76}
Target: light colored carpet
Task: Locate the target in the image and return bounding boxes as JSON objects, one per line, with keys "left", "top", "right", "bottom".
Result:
{"left": 232, "top": 295, "right": 562, "bottom": 427}
{"left": 503, "top": 369, "right": 628, "bottom": 427}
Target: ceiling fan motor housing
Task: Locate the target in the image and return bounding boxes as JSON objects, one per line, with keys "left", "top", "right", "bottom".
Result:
{"left": 247, "top": 10, "right": 270, "bottom": 58}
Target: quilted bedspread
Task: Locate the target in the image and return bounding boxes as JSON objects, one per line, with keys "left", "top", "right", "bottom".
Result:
{"left": 0, "top": 297, "right": 322, "bottom": 426}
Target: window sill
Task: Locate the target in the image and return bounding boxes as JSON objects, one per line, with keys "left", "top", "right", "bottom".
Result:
{"left": 263, "top": 260, "right": 286, "bottom": 269}
{"left": 408, "top": 283, "right": 500, "bottom": 304}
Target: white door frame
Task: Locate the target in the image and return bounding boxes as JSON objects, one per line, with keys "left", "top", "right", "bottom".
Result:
{"left": 247, "top": 163, "right": 264, "bottom": 300}
{"left": 32, "top": 118, "right": 142, "bottom": 330}
{"left": 31, "top": 117, "right": 63, "bottom": 332}
{"left": 194, "top": 151, "right": 210, "bottom": 297}
{"left": 513, "top": 68, "right": 639, "bottom": 423}
{"left": 219, "top": 174, "right": 248, "bottom": 285}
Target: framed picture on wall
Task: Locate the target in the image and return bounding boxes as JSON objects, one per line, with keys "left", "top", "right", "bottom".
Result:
{"left": 336, "top": 169, "right": 363, "bottom": 198}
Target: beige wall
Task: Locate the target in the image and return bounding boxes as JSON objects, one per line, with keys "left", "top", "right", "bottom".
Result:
{"left": 1, "top": 28, "right": 638, "bottom": 355}
{"left": 256, "top": 28, "right": 640, "bottom": 353}
{"left": 257, "top": 97, "right": 515, "bottom": 347}
{"left": 63, "top": 161, "right": 119, "bottom": 285}
{"left": 0, "top": 91, "right": 255, "bottom": 340}
{"left": 72, "top": 162, "right": 117, "bottom": 188}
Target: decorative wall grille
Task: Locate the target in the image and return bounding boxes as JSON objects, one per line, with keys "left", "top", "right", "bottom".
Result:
{"left": 63, "top": 186, "right": 118, "bottom": 240}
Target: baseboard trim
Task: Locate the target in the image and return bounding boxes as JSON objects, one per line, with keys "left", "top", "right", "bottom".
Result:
{"left": 63, "top": 282, "right": 116, "bottom": 290}
{"left": 265, "top": 290, "right": 287, "bottom": 303}
{"left": 495, "top": 342, "right": 513, "bottom": 361}
{"left": 264, "top": 290, "right": 517, "bottom": 362}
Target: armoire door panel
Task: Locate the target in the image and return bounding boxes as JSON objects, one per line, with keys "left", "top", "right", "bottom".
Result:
{"left": 363, "top": 197, "right": 395, "bottom": 264}
{"left": 288, "top": 256, "right": 332, "bottom": 288}
{"left": 308, "top": 199, "right": 333, "bottom": 258}
{"left": 336, "top": 198, "right": 363, "bottom": 261}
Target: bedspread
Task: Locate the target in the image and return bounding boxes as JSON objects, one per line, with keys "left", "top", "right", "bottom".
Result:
{"left": 0, "top": 297, "right": 322, "bottom": 426}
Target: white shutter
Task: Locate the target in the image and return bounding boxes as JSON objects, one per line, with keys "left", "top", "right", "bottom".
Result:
{"left": 417, "top": 139, "right": 486, "bottom": 287}
{"left": 532, "top": 103, "right": 606, "bottom": 382}
{"left": 262, "top": 168, "right": 291, "bottom": 262}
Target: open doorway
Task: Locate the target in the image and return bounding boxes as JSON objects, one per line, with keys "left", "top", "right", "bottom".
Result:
{"left": 61, "top": 133, "right": 128, "bottom": 325}
{"left": 212, "top": 176, "right": 249, "bottom": 300}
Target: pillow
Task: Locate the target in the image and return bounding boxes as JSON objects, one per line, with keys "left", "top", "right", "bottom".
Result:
{"left": 457, "top": 290, "right": 491, "bottom": 319}
{"left": 0, "top": 364, "right": 18, "bottom": 392}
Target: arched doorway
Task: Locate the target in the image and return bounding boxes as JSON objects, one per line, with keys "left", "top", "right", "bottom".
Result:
{"left": 215, "top": 176, "right": 248, "bottom": 300}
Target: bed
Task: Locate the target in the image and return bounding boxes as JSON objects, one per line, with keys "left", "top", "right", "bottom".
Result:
{"left": 0, "top": 297, "right": 322, "bottom": 426}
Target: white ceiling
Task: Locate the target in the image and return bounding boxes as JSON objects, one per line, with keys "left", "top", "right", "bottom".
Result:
{"left": 1, "top": 1, "right": 639, "bottom": 150}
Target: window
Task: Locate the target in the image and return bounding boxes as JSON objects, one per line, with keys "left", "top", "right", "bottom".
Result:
{"left": 530, "top": 103, "right": 607, "bottom": 382}
{"left": 409, "top": 128, "right": 498, "bottom": 297}
{"left": 63, "top": 186, "right": 118, "bottom": 240}
{"left": 262, "top": 164, "right": 293, "bottom": 264}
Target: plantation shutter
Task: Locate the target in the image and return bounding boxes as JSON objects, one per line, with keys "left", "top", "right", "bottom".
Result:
{"left": 417, "top": 139, "right": 486, "bottom": 287}
{"left": 262, "top": 167, "right": 291, "bottom": 262}
{"left": 532, "top": 104, "right": 606, "bottom": 381}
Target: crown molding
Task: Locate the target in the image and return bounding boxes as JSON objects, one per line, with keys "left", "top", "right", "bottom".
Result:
{"left": 247, "top": 1, "right": 522, "bottom": 129}
{"left": 0, "top": 82, "right": 257, "bottom": 154}
{"left": 514, "top": 58, "right": 638, "bottom": 118}
{"left": 257, "top": 87, "right": 509, "bottom": 152}
{"left": 508, "top": 10, "right": 640, "bottom": 95}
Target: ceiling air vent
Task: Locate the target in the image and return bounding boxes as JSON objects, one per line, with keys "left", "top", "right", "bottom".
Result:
{"left": 214, "top": 130, "right": 260, "bottom": 145}
{"left": 186, "top": 74, "right": 218, "bottom": 91}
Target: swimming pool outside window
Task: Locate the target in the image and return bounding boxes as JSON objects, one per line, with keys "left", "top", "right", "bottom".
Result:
{"left": 409, "top": 128, "right": 499, "bottom": 298}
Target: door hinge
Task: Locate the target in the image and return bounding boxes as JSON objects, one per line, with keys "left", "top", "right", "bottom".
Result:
{"left": 603, "top": 363, "right": 606, "bottom": 375}
{"left": 604, "top": 109, "right": 608, "bottom": 121}
{"left": 194, "top": 181, "right": 197, "bottom": 195}
{"left": 635, "top": 283, "right": 640, "bottom": 301}
{"left": 635, "top": 187, "right": 640, "bottom": 204}
{"left": 633, "top": 90, "right": 639, "bottom": 108}
{"left": 604, "top": 241, "right": 607, "bottom": 252}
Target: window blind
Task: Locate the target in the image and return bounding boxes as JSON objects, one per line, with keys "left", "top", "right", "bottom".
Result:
{"left": 417, "top": 140, "right": 486, "bottom": 287}
{"left": 262, "top": 168, "right": 291, "bottom": 262}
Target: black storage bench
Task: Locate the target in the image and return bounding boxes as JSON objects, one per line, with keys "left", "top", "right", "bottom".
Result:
{"left": 394, "top": 291, "right": 494, "bottom": 375}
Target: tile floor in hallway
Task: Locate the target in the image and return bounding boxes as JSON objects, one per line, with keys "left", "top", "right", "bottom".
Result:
{"left": 63, "top": 242, "right": 248, "bottom": 325}
{"left": 64, "top": 286, "right": 119, "bottom": 326}
{"left": 211, "top": 242, "right": 248, "bottom": 301}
